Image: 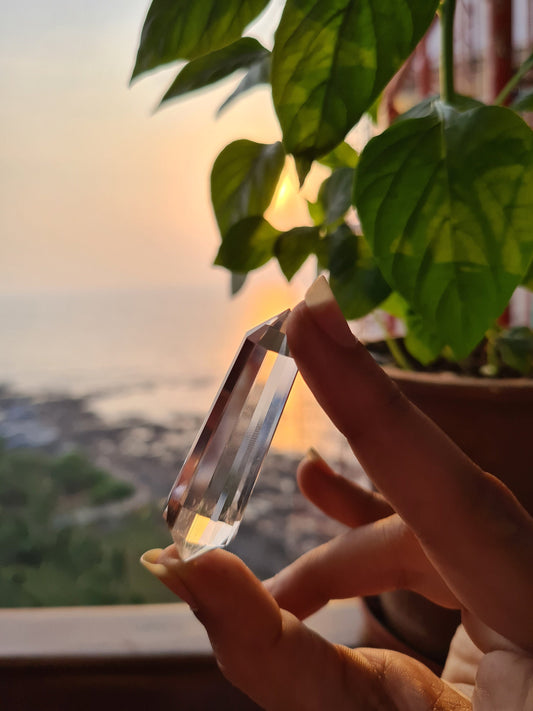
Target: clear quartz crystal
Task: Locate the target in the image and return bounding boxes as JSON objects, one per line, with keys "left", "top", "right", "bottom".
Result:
{"left": 164, "top": 310, "right": 297, "bottom": 561}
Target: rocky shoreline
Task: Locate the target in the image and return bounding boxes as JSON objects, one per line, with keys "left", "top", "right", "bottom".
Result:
{"left": 0, "top": 385, "right": 366, "bottom": 577}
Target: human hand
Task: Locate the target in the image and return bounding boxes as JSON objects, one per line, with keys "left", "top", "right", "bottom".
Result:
{"left": 141, "top": 277, "right": 533, "bottom": 710}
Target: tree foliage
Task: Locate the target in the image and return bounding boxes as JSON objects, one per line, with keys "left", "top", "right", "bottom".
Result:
{"left": 0, "top": 443, "right": 172, "bottom": 607}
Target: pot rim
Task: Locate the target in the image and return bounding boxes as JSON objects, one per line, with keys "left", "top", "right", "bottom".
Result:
{"left": 385, "top": 366, "right": 533, "bottom": 399}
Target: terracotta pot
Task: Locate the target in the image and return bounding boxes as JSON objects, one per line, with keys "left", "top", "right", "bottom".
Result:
{"left": 372, "top": 369, "right": 533, "bottom": 665}
{"left": 360, "top": 595, "right": 449, "bottom": 674}
{"left": 388, "top": 368, "right": 533, "bottom": 515}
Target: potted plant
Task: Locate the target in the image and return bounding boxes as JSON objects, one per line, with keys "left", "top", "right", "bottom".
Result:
{"left": 131, "top": 0, "right": 533, "bottom": 665}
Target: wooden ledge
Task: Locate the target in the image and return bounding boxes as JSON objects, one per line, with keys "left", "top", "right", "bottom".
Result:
{"left": 0, "top": 600, "right": 365, "bottom": 710}
{"left": 0, "top": 599, "right": 363, "bottom": 664}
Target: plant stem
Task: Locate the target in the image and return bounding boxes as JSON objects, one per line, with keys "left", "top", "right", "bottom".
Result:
{"left": 386, "top": 336, "right": 411, "bottom": 370}
{"left": 494, "top": 52, "right": 533, "bottom": 106}
{"left": 375, "top": 313, "right": 411, "bottom": 370}
{"left": 440, "top": 0, "right": 457, "bottom": 104}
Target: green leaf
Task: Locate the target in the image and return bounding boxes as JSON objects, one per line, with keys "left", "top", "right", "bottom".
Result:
{"left": 315, "top": 238, "right": 330, "bottom": 270}
{"left": 132, "top": 0, "right": 270, "bottom": 79}
{"left": 316, "top": 168, "right": 355, "bottom": 226}
{"left": 380, "top": 291, "right": 408, "bottom": 319}
{"left": 380, "top": 292, "right": 444, "bottom": 363}
{"left": 366, "top": 93, "right": 382, "bottom": 124}
{"left": 274, "top": 226, "right": 321, "bottom": 281}
{"left": 294, "top": 156, "right": 313, "bottom": 187}
{"left": 403, "top": 311, "right": 444, "bottom": 365}
{"left": 160, "top": 39, "right": 269, "bottom": 105}
{"left": 217, "top": 54, "right": 271, "bottom": 115}
{"left": 452, "top": 95, "right": 487, "bottom": 111}
{"left": 215, "top": 217, "right": 281, "bottom": 272}
{"left": 328, "top": 224, "right": 391, "bottom": 319}
{"left": 271, "top": 0, "right": 439, "bottom": 163}
{"left": 307, "top": 198, "right": 325, "bottom": 227}
{"left": 495, "top": 327, "right": 533, "bottom": 375}
{"left": 355, "top": 103, "right": 533, "bottom": 359}
{"left": 498, "top": 51, "right": 533, "bottom": 106}
{"left": 308, "top": 167, "right": 355, "bottom": 228}
{"left": 398, "top": 94, "right": 484, "bottom": 122}
{"left": 211, "top": 140, "right": 285, "bottom": 238}
{"left": 231, "top": 272, "right": 247, "bottom": 295}
{"left": 317, "top": 142, "right": 359, "bottom": 170}
{"left": 511, "top": 91, "right": 533, "bottom": 113}
{"left": 522, "top": 260, "right": 533, "bottom": 290}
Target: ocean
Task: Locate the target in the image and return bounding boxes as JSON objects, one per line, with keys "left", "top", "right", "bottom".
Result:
{"left": 0, "top": 281, "right": 358, "bottom": 464}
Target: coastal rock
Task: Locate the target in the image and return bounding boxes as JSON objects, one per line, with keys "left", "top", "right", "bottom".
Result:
{"left": 0, "top": 387, "right": 366, "bottom": 577}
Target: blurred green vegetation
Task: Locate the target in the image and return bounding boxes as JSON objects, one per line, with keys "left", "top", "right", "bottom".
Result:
{"left": 0, "top": 440, "right": 175, "bottom": 607}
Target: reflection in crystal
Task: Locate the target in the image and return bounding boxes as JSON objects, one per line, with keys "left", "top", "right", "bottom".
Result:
{"left": 164, "top": 310, "right": 297, "bottom": 560}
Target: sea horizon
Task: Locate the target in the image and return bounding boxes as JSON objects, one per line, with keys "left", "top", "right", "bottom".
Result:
{"left": 0, "top": 280, "right": 358, "bottom": 463}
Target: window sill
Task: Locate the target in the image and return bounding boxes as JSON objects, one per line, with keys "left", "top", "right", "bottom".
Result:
{"left": 1, "top": 600, "right": 364, "bottom": 710}
{"left": 0, "top": 598, "right": 363, "bottom": 664}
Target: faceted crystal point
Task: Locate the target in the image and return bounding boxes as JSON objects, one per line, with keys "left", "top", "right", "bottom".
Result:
{"left": 164, "top": 310, "right": 297, "bottom": 561}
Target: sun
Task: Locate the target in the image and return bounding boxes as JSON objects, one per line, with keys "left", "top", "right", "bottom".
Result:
{"left": 272, "top": 172, "right": 294, "bottom": 211}
{"left": 265, "top": 163, "right": 310, "bottom": 230}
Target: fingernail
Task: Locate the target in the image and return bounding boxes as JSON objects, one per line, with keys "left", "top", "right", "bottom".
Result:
{"left": 140, "top": 548, "right": 168, "bottom": 577}
{"left": 306, "top": 447, "right": 325, "bottom": 463}
{"left": 304, "top": 276, "right": 357, "bottom": 348}
{"left": 306, "top": 447, "right": 335, "bottom": 474}
{"left": 140, "top": 548, "right": 198, "bottom": 609}
{"left": 305, "top": 274, "right": 335, "bottom": 309}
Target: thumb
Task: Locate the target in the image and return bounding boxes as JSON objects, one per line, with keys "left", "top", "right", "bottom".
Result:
{"left": 142, "top": 546, "right": 356, "bottom": 710}
{"left": 140, "top": 547, "right": 469, "bottom": 711}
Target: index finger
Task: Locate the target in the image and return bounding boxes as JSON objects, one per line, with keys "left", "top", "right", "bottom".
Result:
{"left": 286, "top": 277, "right": 533, "bottom": 650}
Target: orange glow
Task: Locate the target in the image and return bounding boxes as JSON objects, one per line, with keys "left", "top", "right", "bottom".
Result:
{"left": 229, "top": 274, "right": 343, "bottom": 457}
{"left": 234, "top": 277, "right": 304, "bottom": 330}
{"left": 270, "top": 172, "right": 295, "bottom": 212}
{"left": 265, "top": 159, "right": 331, "bottom": 234}
{"left": 265, "top": 162, "right": 309, "bottom": 231}
{"left": 271, "top": 374, "right": 326, "bottom": 454}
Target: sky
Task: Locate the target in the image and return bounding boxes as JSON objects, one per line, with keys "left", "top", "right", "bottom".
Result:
{"left": 3, "top": 1, "right": 530, "bottom": 296}
{"left": 0, "top": 0, "right": 307, "bottom": 294}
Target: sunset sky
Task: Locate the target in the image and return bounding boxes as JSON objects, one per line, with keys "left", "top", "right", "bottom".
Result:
{"left": 0, "top": 0, "right": 311, "bottom": 295}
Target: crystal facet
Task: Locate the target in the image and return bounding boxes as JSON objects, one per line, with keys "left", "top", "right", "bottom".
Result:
{"left": 164, "top": 310, "right": 297, "bottom": 561}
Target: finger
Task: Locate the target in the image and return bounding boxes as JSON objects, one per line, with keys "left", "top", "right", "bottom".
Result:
{"left": 441, "top": 625, "right": 481, "bottom": 700}
{"left": 473, "top": 649, "right": 533, "bottom": 711}
{"left": 286, "top": 277, "right": 533, "bottom": 650}
{"left": 143, "top": 546, "right": 468, "bottom": 711}
{"left": 460, "top": 609, "right": 532, "bottom": 656}
{"left": 298, "top": 449, "right": 393, "bottom": 527}
{"left": 152, "top": 545, "right": 375, "bottom": 710}
{"left": 266, "top": 514, "right": 457, "bottom": 619}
